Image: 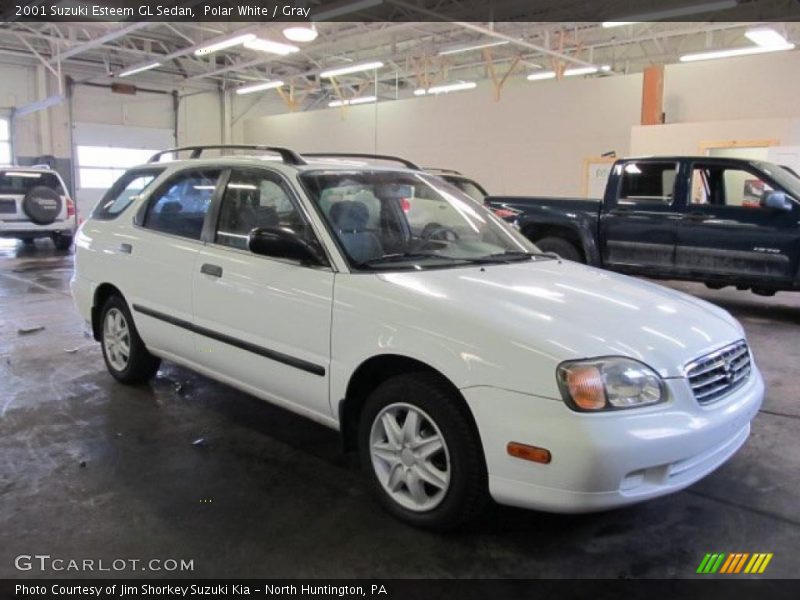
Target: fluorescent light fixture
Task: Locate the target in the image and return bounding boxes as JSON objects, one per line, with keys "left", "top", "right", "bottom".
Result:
{"left": 438, "top": 40, "right": 510, "bottom": 56}
{"left": 680, "top": 43, "right": 794, "bottom": 62}
{"left": 118, "top": 61, "right": 161, "bottom": 77}
{"left": 283, "top": 24, "right": 318, "bottom": 43}
{"left": 312, "top": 0, "right": 382, "bottom": 21}
{"left": 235, "top": 80, "right": 285, "bottom": 95}
{"left": 745, "top": 27, "right": 789, "bottom": 48}
{"left": 328, "top": 95, "right": 377, "bottom": 107}
{"left": 194, "top": 33, "right": 256, "bottom": 56}
{"left": 4, "top": 171, "right": 41, "bottom": 178}
{"left": 243, "top": 38, "right": 300, "bottom": 56}
{"left": 526, "top": 71, "right": 557, "bottom": 81}
{"left": 564, "top": 66, "right": 599, "bottom": 76}
{"left": 415, "top": 81, "right": 477, "bottom": 96}
{"left": 602, "top": 0, "right": 736, "bottom": 25}
{"left": 320, "top": 61, "right": 384, "bottom": 78}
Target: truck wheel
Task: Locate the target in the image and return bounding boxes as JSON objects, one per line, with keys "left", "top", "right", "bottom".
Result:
{"left": 100, "top": 295, "right": 161, "bottom": 384}
{"left": 535, "top": 237, "right": 583, "bottom": 262}
{"left": 358, "top": 372, "right": 487, "bottom": 530}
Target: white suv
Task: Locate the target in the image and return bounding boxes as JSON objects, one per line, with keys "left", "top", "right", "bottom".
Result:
{"left": 0, "top": 165, "right": 76, "bottom": 249}
{"left": 71, "top": 146, "right": 764, "bottom": 529}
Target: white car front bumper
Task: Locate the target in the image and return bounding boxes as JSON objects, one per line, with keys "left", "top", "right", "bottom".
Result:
{"left": 462, "top": 366, "right": 764, "bottom": 513}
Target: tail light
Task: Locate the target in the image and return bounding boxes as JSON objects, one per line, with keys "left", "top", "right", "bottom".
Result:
{"left": 66, "top": 198, "right": 76, "bottom": 218}
{"left": 400, "top": 198, "right": 411, "bottom": 213}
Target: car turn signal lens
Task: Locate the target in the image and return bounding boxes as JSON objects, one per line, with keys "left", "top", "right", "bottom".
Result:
{"left": 564, "top": 365, "right": 607, "bottom": 410}
{"left": 507, "top": 442, "right": 551, "bottom": 464}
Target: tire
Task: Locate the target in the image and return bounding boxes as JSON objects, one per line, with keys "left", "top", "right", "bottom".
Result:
{"left": 22, "top": 186, "right": 62, "bottom": 225}
{"left": 535, "top": 236, "right": 583, "bottom": 262}
{"left": 100, "top": 295, "right": 161, "bottom": 384}
{"left": 358, "top": 372, "right": 487, "bottom": 530}
{"left": 21, "top": 238, "right": 35, "bottom": 246}
{"left": 52, "top": 233, "right": 73, "bottom": 251}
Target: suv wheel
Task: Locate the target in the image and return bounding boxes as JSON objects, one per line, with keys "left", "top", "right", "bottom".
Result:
{"left": 52, "top": 233, "right": 73, "bottom": 251}
{"left": 100, "top": 295, "right": 160, "bottom": 384}
{"left": 359, "top": 373, "right": 487, "bottom": 530}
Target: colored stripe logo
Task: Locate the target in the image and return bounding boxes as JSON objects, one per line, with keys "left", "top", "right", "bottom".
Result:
{"left": 697, "top": 553, "right": 773, "bottom": 574}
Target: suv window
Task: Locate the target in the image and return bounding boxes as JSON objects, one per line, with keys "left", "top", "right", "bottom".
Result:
{"left": 92, "top": 168, "right": 164, "bottom": 220}
{"left": 617, "top": 162, "right": 677, "bottom": 206}
{"left": 0, "top": 170, "right": 65, "bottom": 195}
{"left": 691, "top": 164, "right": 776, "bottom": 208}
{"left": 215, "top": 169, "right": 313, "bottom": 251}
{"left": 143, "top": 170, "right": 221, "bottom": 240}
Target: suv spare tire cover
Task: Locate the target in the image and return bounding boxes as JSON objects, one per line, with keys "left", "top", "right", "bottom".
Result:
{"left": 22, "top": 186, "right": 62, "bottom": 225}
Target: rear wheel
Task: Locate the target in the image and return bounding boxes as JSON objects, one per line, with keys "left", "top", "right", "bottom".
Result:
{"left": 358, "top": 372, "right": 487, "bottom": 530}
{"left": 100, "top": 295, "right": 160, "bottom": 384}
{"left": 52, "top": 233, "right": 73, "bottom": 251}
{"left": 535, "top": 236, "right": 583, "bottom": 262}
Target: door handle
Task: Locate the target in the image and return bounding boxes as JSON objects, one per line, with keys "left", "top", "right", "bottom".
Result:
{"left": 118, "top": 243, "right": 132, "bottom": 254}
{"left": 684, "top": 212, "right": 711, "bottom": 222}
{"left": 200, "top": 263, "right": 223, "bottom": 278}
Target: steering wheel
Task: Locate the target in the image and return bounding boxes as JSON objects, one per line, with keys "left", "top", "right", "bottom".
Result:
{"left": 420, "top": 223, "right": 460, "bottom": 242}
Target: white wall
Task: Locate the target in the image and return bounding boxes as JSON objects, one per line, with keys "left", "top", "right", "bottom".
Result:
{"left": 243, "top": 75, "right": 643, "bottom": 196}
{"left": 242, "top": 49, "right": 800, "bottom": 197}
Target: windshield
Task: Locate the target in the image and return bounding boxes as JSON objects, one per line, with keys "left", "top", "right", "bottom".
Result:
{"left": 0, "top": 171, "right": 65, "bottom": 195}
{"left": 300, "top": 170, "right": 538, "bottom": 270}
{"left": 754, "top": 160, "right": 800, "bottom": 201}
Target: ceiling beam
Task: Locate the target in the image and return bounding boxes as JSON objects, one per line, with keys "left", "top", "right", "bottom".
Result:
{"left": 49, "top": 22, "right": 151, "bottom": 63}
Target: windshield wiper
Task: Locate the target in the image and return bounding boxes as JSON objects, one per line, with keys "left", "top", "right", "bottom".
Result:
{"left": 462, "top": 251, "right": 556, "bottom": 264}
{"left": 356, "top": 252, "right": 470, "bottom": 268}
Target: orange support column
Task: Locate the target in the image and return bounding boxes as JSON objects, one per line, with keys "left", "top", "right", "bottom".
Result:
{"left": 641, "top": 65, "right": 664, "bottom": 125}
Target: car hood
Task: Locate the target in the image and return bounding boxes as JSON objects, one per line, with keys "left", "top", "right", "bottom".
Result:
{"left": 375, "top": 259, "right": 744, "bottom": 378}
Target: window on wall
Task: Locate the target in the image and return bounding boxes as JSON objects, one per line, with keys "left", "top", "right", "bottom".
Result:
{"left": 0, "top": 119, "right": 11, "bottom": 164}
{"left": 77, "top": 146, "right": 159, "bottom": 189}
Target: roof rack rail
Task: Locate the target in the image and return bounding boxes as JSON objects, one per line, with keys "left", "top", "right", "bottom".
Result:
{"left": 148, "top": 145, "right": 307, "bottom": 165}
{"left": 302, "top": 153, "right": 420, "bottom": 171}
{"left": 425, "top": 167, "right": 463, "bottom": 175}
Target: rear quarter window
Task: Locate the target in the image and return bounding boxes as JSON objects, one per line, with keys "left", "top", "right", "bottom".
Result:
{"left": 91, "top": 168, "right": 165, "bottom": 220}
{"left": 0, "top": 171, "right": 66, "bottom": 195}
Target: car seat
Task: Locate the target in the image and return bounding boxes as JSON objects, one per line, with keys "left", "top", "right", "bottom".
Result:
{"left": 329, "top": 200, "right": 383, "bottom": 263}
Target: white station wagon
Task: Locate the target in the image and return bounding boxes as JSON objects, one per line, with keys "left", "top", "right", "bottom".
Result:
{"left": 71, "top": 146, "right": 764, "bottom": 529}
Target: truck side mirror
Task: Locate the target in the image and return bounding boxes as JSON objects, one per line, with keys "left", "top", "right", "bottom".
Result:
{"left": 761, "top": 191, "right": 792, "bottom": 211}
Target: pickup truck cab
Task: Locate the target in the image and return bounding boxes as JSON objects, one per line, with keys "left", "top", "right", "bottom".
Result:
{"left": 72, "top": 147, "right": 763, "bottom": 529}
{"left": 488, "top": 157, "right": 800, "bottom": 296}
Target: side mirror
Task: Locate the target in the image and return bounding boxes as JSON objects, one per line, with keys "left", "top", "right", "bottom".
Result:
{"left": 762, "top": 191, "right": 793, "bottom": 211}
{"left": 248, "top": 227, "right": 326, "bottom": 265}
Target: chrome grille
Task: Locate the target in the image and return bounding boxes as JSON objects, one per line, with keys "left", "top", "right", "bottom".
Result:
{"left": 686, "top": 340, "right": 751, "bottom": 405}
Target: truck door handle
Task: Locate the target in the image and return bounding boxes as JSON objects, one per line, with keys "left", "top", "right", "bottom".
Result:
{"left": 200, "top": 263, "right": 223, "bottom": 278}
{"left": 684, "top": 212, "right": 710, "bottom": 222}
{"left": 118, "top": 243, "right": 132, "bottom": 254}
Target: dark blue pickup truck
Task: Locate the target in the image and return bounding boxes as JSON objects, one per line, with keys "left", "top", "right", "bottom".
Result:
{"left": 487, "top": 156, "right": 800, "bottom": 296}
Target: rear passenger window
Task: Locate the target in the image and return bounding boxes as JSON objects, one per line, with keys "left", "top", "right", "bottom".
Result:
{"left": 617, "top": 162, "right": 677, "bottom": 206}
{"left": 92, "top": 168, "right": 163, "bottom": 220}
{"left": 143, "top": 170, "right": 221, "bottom": 240}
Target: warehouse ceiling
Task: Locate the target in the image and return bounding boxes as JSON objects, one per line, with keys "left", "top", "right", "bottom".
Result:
{"left": 1, "top": 1, "right": 799, "bottom": 110}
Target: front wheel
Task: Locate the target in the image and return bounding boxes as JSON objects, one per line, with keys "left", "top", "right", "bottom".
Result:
{"left": 52, "top": 233, "right": 73, "bottom": 251}
{"left": 100, "top": 295, "right": 160, "bottom": 384}
{"left": 358, "top": 373, "right": 487, "bottom": 530}
{"left": 534, "top": 236, "right": 583, "bottom": 262}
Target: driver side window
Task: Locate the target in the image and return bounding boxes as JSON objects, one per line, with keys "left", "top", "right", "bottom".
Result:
{"left": 691, "top": 165, "right": 774, "bottom": 209}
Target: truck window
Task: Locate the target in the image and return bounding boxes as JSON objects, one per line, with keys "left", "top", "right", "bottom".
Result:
{"left": 691, "top": 165, "right": 774, "bottom": 209}
{"left": 617, "top": 162, "right": 677, "bottom": 206}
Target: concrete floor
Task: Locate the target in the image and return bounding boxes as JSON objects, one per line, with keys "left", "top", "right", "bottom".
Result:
{"left": 1, "top": 238, "right": 799, "bottom": 579}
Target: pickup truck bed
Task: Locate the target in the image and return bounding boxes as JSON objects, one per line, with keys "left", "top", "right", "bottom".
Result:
{"left": 486, "top": 157, "right": 800, "bottom": 295}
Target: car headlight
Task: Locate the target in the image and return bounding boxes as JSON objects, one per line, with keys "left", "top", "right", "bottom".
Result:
{"left": 556, "top": 357, "right": 665, "bottom": 412}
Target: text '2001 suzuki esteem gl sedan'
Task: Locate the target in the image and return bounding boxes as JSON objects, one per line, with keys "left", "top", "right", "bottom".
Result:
{"left": 71, "top": 147, "right": 764, "bottom": 529}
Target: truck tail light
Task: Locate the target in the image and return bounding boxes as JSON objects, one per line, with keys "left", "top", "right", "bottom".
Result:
{"left": 400, "top": 198, "right": 411, "bottom": 213}
{"left": 66, "top": 198, "right": 76, "bottom": 218}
